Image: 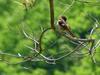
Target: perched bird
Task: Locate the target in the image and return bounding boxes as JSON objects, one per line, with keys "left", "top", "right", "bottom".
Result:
{"left": 57, "top": 16, "right": 75, "bottom": 37}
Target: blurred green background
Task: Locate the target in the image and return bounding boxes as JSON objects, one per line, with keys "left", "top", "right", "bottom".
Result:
{"left": 0, "top": 0, "right": 100, "bottom": 75}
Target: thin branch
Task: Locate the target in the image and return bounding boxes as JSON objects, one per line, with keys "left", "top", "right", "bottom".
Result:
{"left": 0, "top": 51, "right": 24, "bottom": 58}
{"left": 26, "top": 41, "right": 84, "bottom": 62}
{"left": 77, "top": 0, "right": 100, "bottom": 4}
{"left": 91, "top": 40, "right": 100, "bottom": 54}
{"left": 89, "top": 20, "right": 99, "bottom": 38}
{"left": 63, "top": 33, "right": 94, "bottom": 42}
{"left": 61, "top": 0, "right": 75, "bottom": 15}
{"left": 39, "top": 28, "right": 52, "bottom": 53}
{"left": 55, "top": 42, "right": 84, "bottom": 60}
{"left": 22, "top": 29, "right": 39, "bottom": 44}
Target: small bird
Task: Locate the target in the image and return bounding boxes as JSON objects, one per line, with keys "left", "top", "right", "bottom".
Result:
{"left": 57, "top": 16, "right": 75, "bottom": 37}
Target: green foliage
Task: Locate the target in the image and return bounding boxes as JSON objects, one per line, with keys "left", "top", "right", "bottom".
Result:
{"left": 0, "top": 0, "right": 100, "bottom": 75}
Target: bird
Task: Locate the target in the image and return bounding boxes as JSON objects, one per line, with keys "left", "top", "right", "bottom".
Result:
{"left": 57, "top": 16, "right": 75, "bottom": 37}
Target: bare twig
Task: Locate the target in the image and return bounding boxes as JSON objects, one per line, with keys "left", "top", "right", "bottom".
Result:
{"left": 39, "top": 28, "right": 51, "bottom": 53}
{"left": 22, "top": 29, "right": 39, "bottom": 44}
{"left": 26, "top": 41, "right": 84, "bottom": 63}
{"left": 61, "top": 0, "right": 75, "bottom": 15}
{"left": 0, "top": 51, "right": 24, "bottom": 58}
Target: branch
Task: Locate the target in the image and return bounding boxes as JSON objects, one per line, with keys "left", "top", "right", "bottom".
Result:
{"left": 49, "top": 0, "right": 55, "bottom": 30}
{"left": 39, "top": 28, "right": 52, "bottom": 53}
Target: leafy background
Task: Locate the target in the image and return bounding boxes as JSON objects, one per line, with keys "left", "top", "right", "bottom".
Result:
{"left": 0, "top": 0, "right": 100, "bottom": 75}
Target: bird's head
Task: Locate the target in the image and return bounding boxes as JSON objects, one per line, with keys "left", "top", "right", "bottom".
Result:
{"left": 60, "top": 16, "right": 67, "bottom": 22}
